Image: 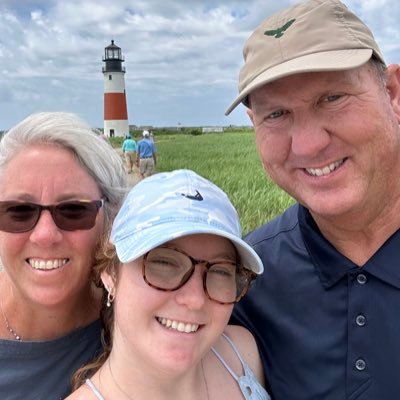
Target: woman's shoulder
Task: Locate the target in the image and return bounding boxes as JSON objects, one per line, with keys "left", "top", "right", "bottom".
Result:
{"left": 223, "top": 324, "right": 259, "bottom": 357}
{"left": 65, "top": 381, "right": 98, "bottom": 400}
{"left": 214, "top": 325, "right": 265, "bottom": 384}
{"left": 223, "top": 324, "right": 255, "bottom": 341}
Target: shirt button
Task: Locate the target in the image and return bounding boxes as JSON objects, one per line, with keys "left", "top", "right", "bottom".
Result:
{"left": 357, "top": 274, "right": 367, "bottom": 284}
{"left": 356, "top": 314, "right": 366, "bottom": 326}
{"left": 355, "top": 359, "right": 366, "bottom": 371}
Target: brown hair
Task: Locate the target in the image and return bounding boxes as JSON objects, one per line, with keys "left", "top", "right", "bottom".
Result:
{"left": 71, "top": 242, "right": 119, "bottom": 390}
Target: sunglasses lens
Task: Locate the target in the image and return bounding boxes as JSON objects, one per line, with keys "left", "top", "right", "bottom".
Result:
{"left": 53, "top": 201, "right": 101, "bottom": 231}
{"left": 0, "top": 202, "right": 40, "bottom": 233}
{"left": 0, "top": 200, "right": 103, "bottom": 233}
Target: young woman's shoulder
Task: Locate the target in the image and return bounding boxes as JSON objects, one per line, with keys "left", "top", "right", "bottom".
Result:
{"left": 64, "top": 384, "right": 98, "bottom": 400}
{"left": 217, "top": 324, "right": 265, "bottom": 385}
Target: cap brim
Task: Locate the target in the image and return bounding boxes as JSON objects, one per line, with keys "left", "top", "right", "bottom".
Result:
{"left": 114, "top": 221, "right": 264, "bottom": 274}
{"left": 225, "top": 48, "right": 373, "bottom": 115}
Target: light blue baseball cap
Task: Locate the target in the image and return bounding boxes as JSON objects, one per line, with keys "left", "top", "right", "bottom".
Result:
{"left": 111, "top": 169, "right": 263, "bottom": 274}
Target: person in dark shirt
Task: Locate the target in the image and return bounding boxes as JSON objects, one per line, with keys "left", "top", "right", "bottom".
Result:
{"left": 225, "top": 0, "right": 400, "bottom": 399}
{"left": 0, "top": 112, "right": 127, "bottom": 399}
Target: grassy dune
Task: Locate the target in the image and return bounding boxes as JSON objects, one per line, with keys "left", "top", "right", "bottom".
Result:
{"left": 153, "top": 129, "right": 294, "bottom": 235}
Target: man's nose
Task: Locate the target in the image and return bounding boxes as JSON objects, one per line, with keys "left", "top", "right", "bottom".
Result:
{"left": 290, "top": 116, "right": 331, "bottom": 157}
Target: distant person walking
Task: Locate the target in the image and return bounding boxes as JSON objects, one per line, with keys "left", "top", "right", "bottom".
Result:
{"left": 137, "top": 130, "right": 157, "bottom": 178}
{"left": 149, "top": 131, "right": 155, "bottom": 143}
{"left": 121, "top": 134, "right": 137, "bottom": 174}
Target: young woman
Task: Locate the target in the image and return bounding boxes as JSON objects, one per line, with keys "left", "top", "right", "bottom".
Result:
{"left": 68, "top": 169, "right": 271, "bottom": 400}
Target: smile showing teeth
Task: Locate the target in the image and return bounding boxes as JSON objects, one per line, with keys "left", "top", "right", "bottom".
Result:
{"left": 157, "top": 317, "right": 199, "bottom": 333}
{"left": 28, "top": 258, "right": 68, "bottom": 270}
{"left": 305, "top": 159, "right": 344, "bottom": 177}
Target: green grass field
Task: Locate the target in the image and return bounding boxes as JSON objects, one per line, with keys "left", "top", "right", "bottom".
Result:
{"left": 149, "top": 129, "right": 294, "bottom": 235}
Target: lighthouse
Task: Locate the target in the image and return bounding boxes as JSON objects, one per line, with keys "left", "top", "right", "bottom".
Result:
{"left": 102, "top": 40, "right": 129, "bottom": 138}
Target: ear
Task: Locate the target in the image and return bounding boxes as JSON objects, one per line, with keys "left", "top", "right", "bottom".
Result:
{"left": 101, "top": 270, "right": 116, "bottom": 292}
{"left": 385, "top": 64, "right": 400, "bottom": 121}
{"left": 247, "top": 108, "right": 255, "bottom": 126}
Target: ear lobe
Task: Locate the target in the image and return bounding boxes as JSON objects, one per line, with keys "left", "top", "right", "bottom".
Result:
{"left": 385, "top": 64, "right": 400, "bottom": 120}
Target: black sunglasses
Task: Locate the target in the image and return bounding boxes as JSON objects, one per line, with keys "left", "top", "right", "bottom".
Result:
{"left": 0, "top": 199, "right": 104, "bottom": 233}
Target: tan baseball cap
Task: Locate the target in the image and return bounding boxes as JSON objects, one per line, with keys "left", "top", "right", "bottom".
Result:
{"left": 225, "top": 0, "right": 385, "bottom": 115}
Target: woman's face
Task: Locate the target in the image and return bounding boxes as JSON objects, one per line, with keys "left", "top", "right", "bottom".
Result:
{"left": 0, "top": 144, "right": 105, "bottom": 307}
{"left": 107, "top": 233, "right": 236, "bottom": 373}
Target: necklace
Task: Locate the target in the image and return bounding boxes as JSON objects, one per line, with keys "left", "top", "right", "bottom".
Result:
{"left": 0, "top": 302, "right": 21, "bottom": 341}
{"left": 108, "top": 359, "right": 134, "bottom": 400}
{"left": 201, "top": 358, "right": 210, "bottom": 400}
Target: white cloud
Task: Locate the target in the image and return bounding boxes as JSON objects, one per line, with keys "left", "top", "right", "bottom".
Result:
{"left": 0, "top": 0, "right": 399, "bottom": 129}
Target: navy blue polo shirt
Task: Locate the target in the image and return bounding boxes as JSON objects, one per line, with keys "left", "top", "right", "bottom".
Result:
{"left": 231, "top": 203, "right": 400, "bottom": 400}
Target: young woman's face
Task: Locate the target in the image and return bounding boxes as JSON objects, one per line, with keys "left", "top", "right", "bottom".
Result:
{"left": 0, "top": 144, "right": 104, "bottom": 308}
{"left": 109, "top": 233, "right": 236, "bottom": 373}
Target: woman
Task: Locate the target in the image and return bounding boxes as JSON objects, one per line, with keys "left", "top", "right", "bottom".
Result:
{"left": 0, "top": 112, "right": 127, "bottom": 399}
{"left": 68, "top": 169, "right": 271, "bottom": 400}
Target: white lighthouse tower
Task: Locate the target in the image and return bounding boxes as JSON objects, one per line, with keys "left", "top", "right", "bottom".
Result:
{"left": 102, "top": 40, "right": 129, "bottom": 138}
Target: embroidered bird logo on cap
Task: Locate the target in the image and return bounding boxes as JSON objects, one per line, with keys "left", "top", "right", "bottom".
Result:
{"left": 180, "top": 190, "right": 204, "bottom": 201}
{"left": 264, "top": 18, "right": 295, "bottom": 38}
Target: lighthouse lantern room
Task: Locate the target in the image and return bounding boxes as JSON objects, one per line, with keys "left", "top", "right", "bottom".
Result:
{"left": 102, "top": 40, "right": 129, "bottom": 138}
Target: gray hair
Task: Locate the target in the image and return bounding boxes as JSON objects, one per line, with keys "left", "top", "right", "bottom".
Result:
{"left": 369, "top": 56, "right": 387, "bottom": 89}
{"left": 0, "top": 112, "right": 128, "bottom": 243}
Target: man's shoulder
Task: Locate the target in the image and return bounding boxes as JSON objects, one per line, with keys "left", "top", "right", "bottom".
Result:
{"left": 245, "top": 203, "right": 299, "bottom": 246}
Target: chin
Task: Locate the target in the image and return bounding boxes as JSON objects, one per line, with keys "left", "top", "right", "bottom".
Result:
{"left": 156, "top": 354, "right": 197, "bottom": 374}
{"left": 306, "top": 200, "right": 361, "bottom": 220}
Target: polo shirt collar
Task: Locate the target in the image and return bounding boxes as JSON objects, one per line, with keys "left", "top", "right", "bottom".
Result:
{"left": 298, "top": 205, "right": 400, "bottom": 290}
{"left": 363, "top": 231, "right": 400, "bottom": 289}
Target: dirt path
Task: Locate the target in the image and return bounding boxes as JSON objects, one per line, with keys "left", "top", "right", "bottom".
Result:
{"left": 125, "top": 168, "right": 142, "bottom": 187}
{"left": 115, "top": 148, "right": 142, "bottom": 187}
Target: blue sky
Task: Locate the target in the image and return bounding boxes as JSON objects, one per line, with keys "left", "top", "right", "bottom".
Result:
{"left": 1, "top": 0, "right": 400, "bottom": 130}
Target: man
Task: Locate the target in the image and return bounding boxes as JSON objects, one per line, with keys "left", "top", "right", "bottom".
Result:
{"left": 226, "top": 1, "right": 400, "bottom": 399}
{"left": 137, "top": 130, "right": 157, "bottom": 178}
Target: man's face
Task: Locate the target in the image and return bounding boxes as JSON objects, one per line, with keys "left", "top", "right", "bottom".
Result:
{"left": 248, "top": 63, "right": 400, "bottom": 221}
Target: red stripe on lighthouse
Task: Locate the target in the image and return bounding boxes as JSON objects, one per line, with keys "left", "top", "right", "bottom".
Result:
{"left": 104, "top": 92, "right": 128, "bottom": 120}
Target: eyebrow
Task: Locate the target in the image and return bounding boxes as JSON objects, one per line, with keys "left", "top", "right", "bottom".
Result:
{"left": 160, "top": 245, "right": 237, "bottom": 261}
{"left": 2, "top": 193, "right": 99, "bottom": 203}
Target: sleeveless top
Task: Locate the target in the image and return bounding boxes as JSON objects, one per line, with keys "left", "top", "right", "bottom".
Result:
{"left": 85, "top": 333, "right": 270, "bottom": 400}
{"left": 212, "top": 333, "right": 270, "bottom": 400}
{"left": 85, "top": 378, "right": 105, "bottom": 400}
